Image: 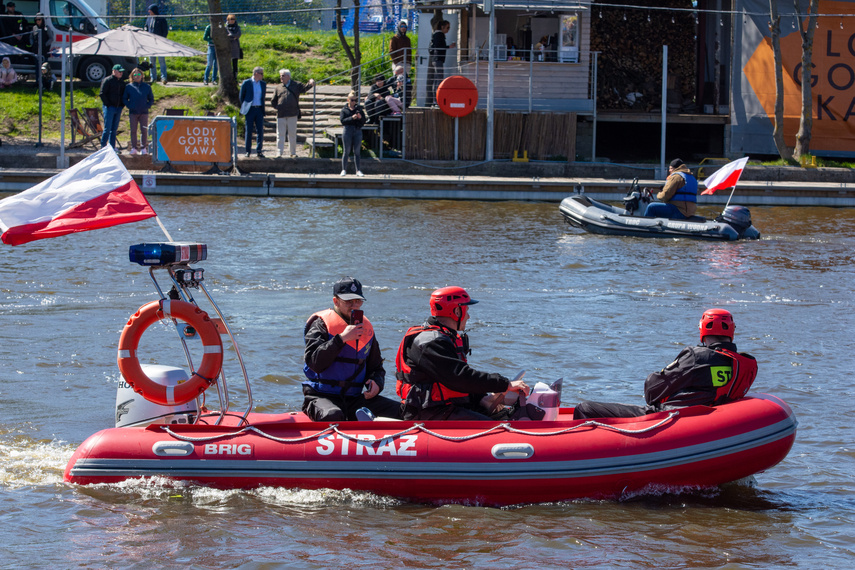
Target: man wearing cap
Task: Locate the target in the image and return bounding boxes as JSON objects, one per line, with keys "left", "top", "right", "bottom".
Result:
{"left": 99, "top": 64, "right": 126, "bottom": 150}
{"left": 389, "top": 20, "right": 412, "bottom": 75}
{"left": 395, "top": 286, "right": 529, "bottom": 421}
{"left": 1, "top": 2, "right": 27, "bottom": 48}
{"left": 301, "top": 277, "right": 401, "bottom": 422}
{"left": 644, "top": 158, "right": 698, "bottom": 219}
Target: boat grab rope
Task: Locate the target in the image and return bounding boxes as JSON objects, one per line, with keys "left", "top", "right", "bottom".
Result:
{"left": 161, "top": 424, "right": 337, "bottom": 444}
{"left": 160, "top": 411, "right": 678, "bottom": 445}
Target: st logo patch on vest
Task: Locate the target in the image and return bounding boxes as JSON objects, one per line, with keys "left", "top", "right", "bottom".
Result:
{"left": 710, "top": 366, "right": 733, "bottom": 387}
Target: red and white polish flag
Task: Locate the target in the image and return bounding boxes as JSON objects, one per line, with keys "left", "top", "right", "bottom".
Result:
{"left": 701, "top": 157, "right": 750, "bottom": 195}
{"left": 0, "top": 146, "right": 156, "bottom": 246}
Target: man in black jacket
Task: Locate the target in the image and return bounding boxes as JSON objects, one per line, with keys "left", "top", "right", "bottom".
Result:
{"left": 1, "top": 2, "right": 27, "bottom": 48}
{"left": 302, "top": 277, "right": 401, "bottom": 422}
{"left": 573, "top": 309, "right": 758, "bottom": 419}
{"left": 99, "top": 64, "right": 126, "bottom": 149}
{"left": 396, "top": 286, "right": 529, "bottom": 420}
{"left": 145, "top": 4, "right": 168, "bottom": 84}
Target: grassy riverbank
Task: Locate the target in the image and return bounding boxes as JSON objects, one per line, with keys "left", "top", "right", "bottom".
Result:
{"left": 0, "top": 27, "right": 404, "bottom": 143}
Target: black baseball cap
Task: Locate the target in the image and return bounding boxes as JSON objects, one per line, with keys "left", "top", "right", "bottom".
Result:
{"left": 670, "top": 158, "right": 685, "bottom": 168}
{"left": 333, "top": 277, "right": 365, "bottom": 301}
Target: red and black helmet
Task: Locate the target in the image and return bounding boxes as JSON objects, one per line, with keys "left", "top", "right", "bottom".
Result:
{"left": 430, "top": 286, "right": 478, "bottom": 319}
{"left": 699, "top": 308, "right": 735, "bottom": 341}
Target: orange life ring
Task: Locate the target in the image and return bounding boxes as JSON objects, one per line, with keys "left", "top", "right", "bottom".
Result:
{"left": 117, "top": 299, "right": 223, "bottom": 406}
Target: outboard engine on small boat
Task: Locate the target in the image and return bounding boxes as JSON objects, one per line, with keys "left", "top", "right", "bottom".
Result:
{"left": 621, "top": 178, "right": 654, "bottom": 215}
{"left": 716, "top": 205, "right": 755, "bottom": 238}
{"left": 116, "top": 364, "right": 198, "bottom": 427}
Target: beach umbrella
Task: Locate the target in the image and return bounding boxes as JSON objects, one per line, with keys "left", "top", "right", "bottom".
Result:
{"left": 61, "top": 25, "right": 203, "bottom": 58}
{"left": 0, "top": 40, "right": 31, "bottom": 57}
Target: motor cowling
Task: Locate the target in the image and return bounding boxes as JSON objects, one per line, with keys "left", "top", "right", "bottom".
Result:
{"left": 717, "top": 205, "right": 753, "bottom": 236}
{"left": 116, "top": 364, "right": 198, "bottom": 427}
{"left": 622, "top": 191, "right": 641, "bottom": 214}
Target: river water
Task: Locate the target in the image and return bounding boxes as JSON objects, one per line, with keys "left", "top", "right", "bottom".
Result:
{"left": 1, "top": 195, "right": 854, "bottom": 568}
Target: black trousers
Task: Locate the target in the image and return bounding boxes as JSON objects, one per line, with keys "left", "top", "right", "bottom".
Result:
{"left": 302, "top": 386, "right": 402, "bottom": 421}
{"left": 572, "top": 400, "right": 657, "bottom": 420}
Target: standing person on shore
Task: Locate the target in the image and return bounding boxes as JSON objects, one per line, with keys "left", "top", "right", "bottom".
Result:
{"left": 339, "top": 91, "right": 365, "bottom": 177}
{"left": 426, "top": 20, "right": 456, "bottom": 107}
{"left": 202, "top": 23, "right": 217, "bottom": 85}
{"left": 225, "top": 14, "right": 241, "bottom": 79}
{"left": 389, "top": 20, "right": 411, "bottom": 75}
{"left": 144, "top": 4, "right": 169, "bottom": 84}
{"left": 239, "top": 66, "right": 266, "bottom": 158}
{"left": 28, "top": 13, "right": 51, "bottom": 67}
{"left": 99, "top": 64, "right": 126, "bottom": 150}
{"left": 270, "top": 69, "right": 315, "bottom": 158}
{"left": 122, "top": 67, "right": 154, "bottom": 155}
{"left": 1, "top": 2, "right": 27, "bottom": 49}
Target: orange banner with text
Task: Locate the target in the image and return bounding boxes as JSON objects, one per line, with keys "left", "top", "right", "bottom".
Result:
{"left": 153, "top": 118, "right": 234, "bottom": 164}
{"left": 742, "top": 0, "right": 855, "bottom": 154}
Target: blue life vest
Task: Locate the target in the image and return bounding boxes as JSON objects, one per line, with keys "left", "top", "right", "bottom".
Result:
{"left": 302, "top": 309, "right": 374, "bottom": 396}
{"left": 670, "top": 171, "right": 698, "bottom": 203}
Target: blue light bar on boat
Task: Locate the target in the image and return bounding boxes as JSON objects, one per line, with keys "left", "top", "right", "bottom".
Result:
{"left": 129, "top": 243, "right": 207, "bottom": 266}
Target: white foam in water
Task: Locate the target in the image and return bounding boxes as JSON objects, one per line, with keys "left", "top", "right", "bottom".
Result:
{"left": 0, "top": 435, "right": 76, "bottom": 489}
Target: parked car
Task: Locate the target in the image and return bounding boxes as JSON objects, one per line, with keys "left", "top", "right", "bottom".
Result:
{"left": 7, "top": 0, "right": 136, "bottom": 83}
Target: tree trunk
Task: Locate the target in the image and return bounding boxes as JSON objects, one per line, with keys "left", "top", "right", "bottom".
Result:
{"left": 336, "top": 0, "right": 362, "bottom": 90}
{"left": 769, "top": 1, "right": 793, "bottom": 161}
{"left": 208, "top": 0, "right": 238, "bottom": 105}
{"left": 793, "top": 0, "right": 819, "bottom": 160}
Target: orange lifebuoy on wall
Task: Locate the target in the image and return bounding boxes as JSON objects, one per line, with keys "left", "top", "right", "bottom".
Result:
{"left": 117, "top": 299, "right": 223, "bottom": 406}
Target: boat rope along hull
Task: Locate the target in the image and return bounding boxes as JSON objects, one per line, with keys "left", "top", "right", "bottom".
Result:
{"left": 65, "top": 394, "right": 796, "bottom": 505}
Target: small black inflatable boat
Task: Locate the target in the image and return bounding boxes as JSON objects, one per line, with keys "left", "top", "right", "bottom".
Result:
{"left": 559, "top": 185, "right": 760, "bottom": 241}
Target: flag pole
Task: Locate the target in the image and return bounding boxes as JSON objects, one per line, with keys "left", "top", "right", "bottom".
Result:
{"left": 722, "top": 184, "right": 738, "bottom": 212}
{"left": 154, "top": 216, "right": 174, "bottom": 241}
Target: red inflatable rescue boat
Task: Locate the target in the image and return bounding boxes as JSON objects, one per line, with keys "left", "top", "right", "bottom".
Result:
{"left": 64, "top": 243, "right": 797, "bottom": 506}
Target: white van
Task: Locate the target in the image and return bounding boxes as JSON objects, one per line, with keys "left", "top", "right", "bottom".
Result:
{"left": 9, "top": 0, "right": 137, "bottom": 82}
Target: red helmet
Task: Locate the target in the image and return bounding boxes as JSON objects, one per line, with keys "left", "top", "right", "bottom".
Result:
{"left": 430, "top": 286, "right": 478, "bottom": 319}
{"left": 699, "top": 308, "right": 735, "bottom": 341}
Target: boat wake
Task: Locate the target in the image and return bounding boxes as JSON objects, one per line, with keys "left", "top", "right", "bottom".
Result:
{"left": 75, "top": 475, "right": 403, "bottom": 508}
{"left": 0, "top": 432, "right": 75, "bottom": 489}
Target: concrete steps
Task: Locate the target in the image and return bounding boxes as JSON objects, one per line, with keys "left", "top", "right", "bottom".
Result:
{"left": 259, "top": 84, "right": 352, "bottom": 145}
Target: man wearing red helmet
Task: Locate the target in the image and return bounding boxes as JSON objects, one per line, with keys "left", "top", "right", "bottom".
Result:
{"left": 395, "top": 286, "right": 530, "bottom": 420}
{"left": 573, "top": 309, "right": 758, "bottom": 419}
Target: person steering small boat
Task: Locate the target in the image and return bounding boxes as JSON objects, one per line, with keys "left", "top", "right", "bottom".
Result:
{"left": 644, "top": 158, "right": 698, "bottom": 219}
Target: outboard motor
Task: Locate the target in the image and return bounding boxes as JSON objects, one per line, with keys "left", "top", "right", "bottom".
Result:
{"left": 717, "top": 205, "right": 753, "bottom": 237}
{"left": 116, "top": 365, "right": 198, "bottom": 427}
{"left": 622, "top": 178, "right": 649, "bottom": 215}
